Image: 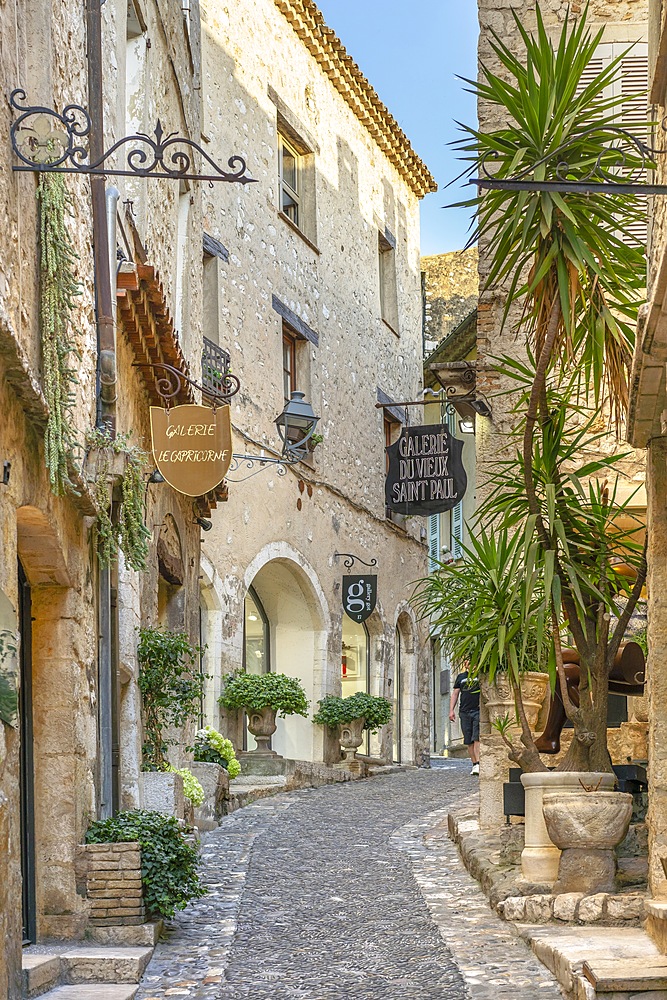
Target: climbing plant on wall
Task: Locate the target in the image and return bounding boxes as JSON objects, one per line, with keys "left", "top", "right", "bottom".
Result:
{"left": 37, "top": 173, "right": 81, "bottom": 495}
{"left": 86, "top": 427, "right": 152, "bottom": 571}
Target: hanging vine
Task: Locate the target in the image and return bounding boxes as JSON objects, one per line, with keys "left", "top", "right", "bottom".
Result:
{"left": 37, "top": 173, "right": 81, "bottom": 495}
{"left": 86, "top": 428, "right": 151, "bottom": 571}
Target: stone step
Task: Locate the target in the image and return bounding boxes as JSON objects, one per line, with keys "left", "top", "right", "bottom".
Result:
{"left": 87, "top": 922, "right": 162, "bottom": 948}
{"left": 30, "top": 988, "right": 138, "bottom": 1000}
{"left": 584, "top": 957, "right": 667, "bottom": 992}
{"left": 22, "top": 954, "right": 61, "bottom": 998}
{"left": 22, "top": 946, "right": 153, "bottom": 987}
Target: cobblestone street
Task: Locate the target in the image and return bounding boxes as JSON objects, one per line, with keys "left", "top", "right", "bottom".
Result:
{"left": 137, "top": 761, "right": 564, "bottom": 1000}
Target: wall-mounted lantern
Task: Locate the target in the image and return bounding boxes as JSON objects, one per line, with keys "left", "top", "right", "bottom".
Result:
{"left": 275, "top": 391, "right": 320, "bottom": 462}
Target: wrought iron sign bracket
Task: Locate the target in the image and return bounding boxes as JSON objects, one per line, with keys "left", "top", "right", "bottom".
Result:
{"left": 225, "top": 453, "right": 291, "bottom": 483}
{"left": 469, "top": 124, "right": 667, "bottom": 197}
{"left": 9, "top": 89, "right": 257, "bottom": 184}
{"left": 132, "top": 361, "right": 241, "bottom": 407}
{"left": 333, "top": 552, "right": 378, "bottom": 570}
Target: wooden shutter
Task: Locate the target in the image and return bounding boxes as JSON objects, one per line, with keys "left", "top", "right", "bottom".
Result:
{"left": 451, "top": 502, "right": 463, "bottom": 560}
{"left": 429, "top": 514, "right": 441, "bottom": 573}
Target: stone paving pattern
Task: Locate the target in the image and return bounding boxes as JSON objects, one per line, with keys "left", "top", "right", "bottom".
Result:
{"left": 137, "top": 760, "right": 565, "bottom": 999}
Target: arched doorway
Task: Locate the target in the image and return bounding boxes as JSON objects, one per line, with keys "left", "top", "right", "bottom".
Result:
{"left": 341, "top": 615, "right": 370, "bottom": 754}
{"left": 394, "top": 609, "right": 418, "bottom": 764}
{"left": 244, "top": 552, "right": 329, "bottom": 761}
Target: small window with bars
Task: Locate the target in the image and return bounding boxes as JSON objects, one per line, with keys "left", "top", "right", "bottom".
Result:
{"left": 202, "top": 336, "right": 231, "bottom": 402}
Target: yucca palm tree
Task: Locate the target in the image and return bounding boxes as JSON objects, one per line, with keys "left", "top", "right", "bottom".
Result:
{"left": 422, "top": 3, "right": 648, "bottom": 772}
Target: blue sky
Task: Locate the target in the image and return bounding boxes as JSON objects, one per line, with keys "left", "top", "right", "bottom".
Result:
{"left": 315, "top": 1, "right": 479, "bottom": 255}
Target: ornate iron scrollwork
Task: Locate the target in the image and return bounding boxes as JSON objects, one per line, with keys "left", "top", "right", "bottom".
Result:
{"left": 333, "top": 552, "right": 378, "bottom": 570}
{"left": 473, "top": 125, "right": 667, "bottom": 195}
{"left": 9, "top": 90, "right": 256, "bottom": 184}
{"left": 133, "top": 361, "right": 241, "bottom": 407}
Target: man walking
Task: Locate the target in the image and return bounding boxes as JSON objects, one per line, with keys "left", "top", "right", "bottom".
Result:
{"left": 449, "top": 663, "right": 480, "bottom": 775}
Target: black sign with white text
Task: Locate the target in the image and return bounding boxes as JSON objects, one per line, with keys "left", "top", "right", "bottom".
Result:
{"left": 385, "top": 423, "right": 467, "bottom": 516}
{"left": 342, "top": 575, "right": 377, "bottom": 624}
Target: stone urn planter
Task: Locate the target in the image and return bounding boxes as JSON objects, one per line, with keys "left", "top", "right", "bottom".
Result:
{"left": 338, "top": 717, "right": 366, "bottom": 761}
{"left": 543, "top": 789, "right": 633, "bottom": 894}
{"left": 520, "top": 771, "right": 616, "bottom": 883}
{"left": 245, "top": 705, "right": 280, "bottom": 757}
{"left": 480, "top": 671, "right": 549, "bottom": 731}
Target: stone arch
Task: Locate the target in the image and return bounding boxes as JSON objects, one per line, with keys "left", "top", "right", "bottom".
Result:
{"left": 199, "top": 553, "right": 225, "bottom": 727}
{"left": 241, "top": 542, "right": 331, "bottom": 762}
{"left": 393, "top": 602, "right": 419, "bottom": 765}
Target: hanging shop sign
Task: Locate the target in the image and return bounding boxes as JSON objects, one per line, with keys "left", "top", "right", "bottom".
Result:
{"left": 385, "top": 423, "right": 467, "bottom": 516}
{"left": 150, "top": 404, "right": 233, "bottom": 497}
{"left": 342, "top": 575, "right": 378, "bottom": 624}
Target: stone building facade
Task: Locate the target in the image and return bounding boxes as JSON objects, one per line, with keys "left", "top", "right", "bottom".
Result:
{"left": 0, "top": 0, "right": 436, "bottom": 993}
{"left": 0, "top": 0, "right": 209, "bottom": 994}
{"left": 476, "top": 0, "right": 648, "bottom": 829}
{"left": 197, "top": 0, "right": 436, "bottom": 768}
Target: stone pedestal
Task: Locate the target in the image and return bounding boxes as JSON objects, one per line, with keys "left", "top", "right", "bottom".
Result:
{"left": 543, "top": 790, "right": 633, "bottom": 895}
{"left": 191, "top": 762, "right": 229, "bottom": 831}
{"left": 521, "top": 772, "right": 616, "bottom": 883}
{"left": 141, "top": 771, "right": 184, "bottom": 820}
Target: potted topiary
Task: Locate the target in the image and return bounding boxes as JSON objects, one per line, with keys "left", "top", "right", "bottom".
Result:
{"left": 313, "top": 692, "right": 392, "bottom": 762}
{"left": 218, "top": 672, "right": 309, "bottom": 756}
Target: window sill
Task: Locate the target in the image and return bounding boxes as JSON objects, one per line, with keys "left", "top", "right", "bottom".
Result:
{"left": 382, "top": 318, "right": 400, "bottom": 337}
{"left": 278, "top": 211, "right": 320, "bottom": 255}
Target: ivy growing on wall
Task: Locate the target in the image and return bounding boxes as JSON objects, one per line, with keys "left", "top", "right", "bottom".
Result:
{"left": 37, "top": 173, "right": 81, "bottom": 495}
{"left": 86, "top": 427, "right": 151, "bottom": 571}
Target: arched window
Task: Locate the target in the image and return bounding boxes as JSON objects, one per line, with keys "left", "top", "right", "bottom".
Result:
{"left": 243, "top": 586, "right": 270, "bottom": 675}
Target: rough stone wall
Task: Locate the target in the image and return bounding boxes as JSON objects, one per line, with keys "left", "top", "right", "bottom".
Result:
{"left": 199, "top": 0, "right": 431, "bottom": 765}
{"left": 476, "top": 0, "right": 649, "bottom": 828}
{"left": 0, "top": 0, "right": 205, "bottom": 989}
{"left": 422, "top": 248, "right": 479, "bottom": 348}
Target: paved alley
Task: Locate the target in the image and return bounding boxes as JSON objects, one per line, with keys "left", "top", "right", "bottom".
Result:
{"left": 136, "top": 761, "right": 564, "bottom": 1000}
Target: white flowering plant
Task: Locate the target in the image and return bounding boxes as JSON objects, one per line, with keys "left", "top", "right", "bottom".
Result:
{"left": 193, "top": 726, "right": 241, "bottom": 779}
{"left": 164, "top": 765, "right": 205, "bottom": 807}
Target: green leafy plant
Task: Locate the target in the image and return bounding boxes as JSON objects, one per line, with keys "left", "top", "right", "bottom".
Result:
{"left": 440, "top": 2, "right": 648, "bottom": 773}
{"left": 219, "top": 671, "right": 309, "bottom": 718}
{"left": 193, "top": 725, "right": 241, "bottom": 779}
{"left": 164, "top": 765, "right": 205, "bottom": 806}
{"left": 414, "top": 526, "right": 551, "bottom": 686}
{"left": 137, "top": 626, "right": 206, "bottom": 769}
{"left": 313, "top": 692, "right": 392, "bottom": 733}
{"left": 85, "top": 809, "right": 206, "bottom": 919}
{"left": 38, "top": 173, "right": 81, "bottom": 495}
{"left": 86, "top": 428, "right": 151, "bottom": 571}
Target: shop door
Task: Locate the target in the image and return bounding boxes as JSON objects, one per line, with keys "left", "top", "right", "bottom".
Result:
{"left": 393, "top": 627, "right": 402, "bottom": 763}
{"left": 19, "top": 560, "right": 36, "bottom": 944}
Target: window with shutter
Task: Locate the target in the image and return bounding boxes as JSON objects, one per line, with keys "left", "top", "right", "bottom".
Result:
{"left": 428, "top": 514, "right": 440, "bottom": 573}
{"left": 576, "top": 44, "right": 649, "bottom": 246}
{"left": 451, "top": 502, "right": 463, "bottom": 560}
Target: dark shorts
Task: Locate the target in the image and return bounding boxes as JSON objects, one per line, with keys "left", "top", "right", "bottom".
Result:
{"left": 460, "top": 710, "right": 480, "bottom": 746}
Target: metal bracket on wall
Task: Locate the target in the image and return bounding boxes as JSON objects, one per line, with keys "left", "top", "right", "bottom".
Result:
{"left": 9, "top": 89, "right": 257, "bottom": 184}
{"left": 333, "top": 552, "right": 378, "bottom": 570}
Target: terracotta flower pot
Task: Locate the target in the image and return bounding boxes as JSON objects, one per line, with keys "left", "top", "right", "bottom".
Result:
{"left": 520, "top": 771, "right": 616, "bottom": 883}
{"left": 245, "top": 705, "right": 278, "bottom": 756}
{"left": 337, "top": 717, "right": 366, "bottom": 761}
{"left": 480, "top": 671, "right": 549, "bottom": 731}
{"left": 543, "top": 789, "right": 633, "bottom": 895}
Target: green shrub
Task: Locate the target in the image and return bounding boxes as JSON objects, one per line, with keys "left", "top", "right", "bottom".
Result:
{"left": 137, "top": 626, "right": 206, "bottom": 769}
{"left": 313, "top": 692, "right": 392, "bottom": 733}
{"left": 219, "top": 671, "right": 309, "bottom": 718}
{"left": 85, "top": 810, "right": 206, "bottom": 919}
{"left": 193, "top": 726, "right": 241, "bottom": 779}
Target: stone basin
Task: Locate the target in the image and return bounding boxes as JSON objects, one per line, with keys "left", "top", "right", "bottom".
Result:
{"left": 543, "top": 790, "right": 633, "bottom": 851}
